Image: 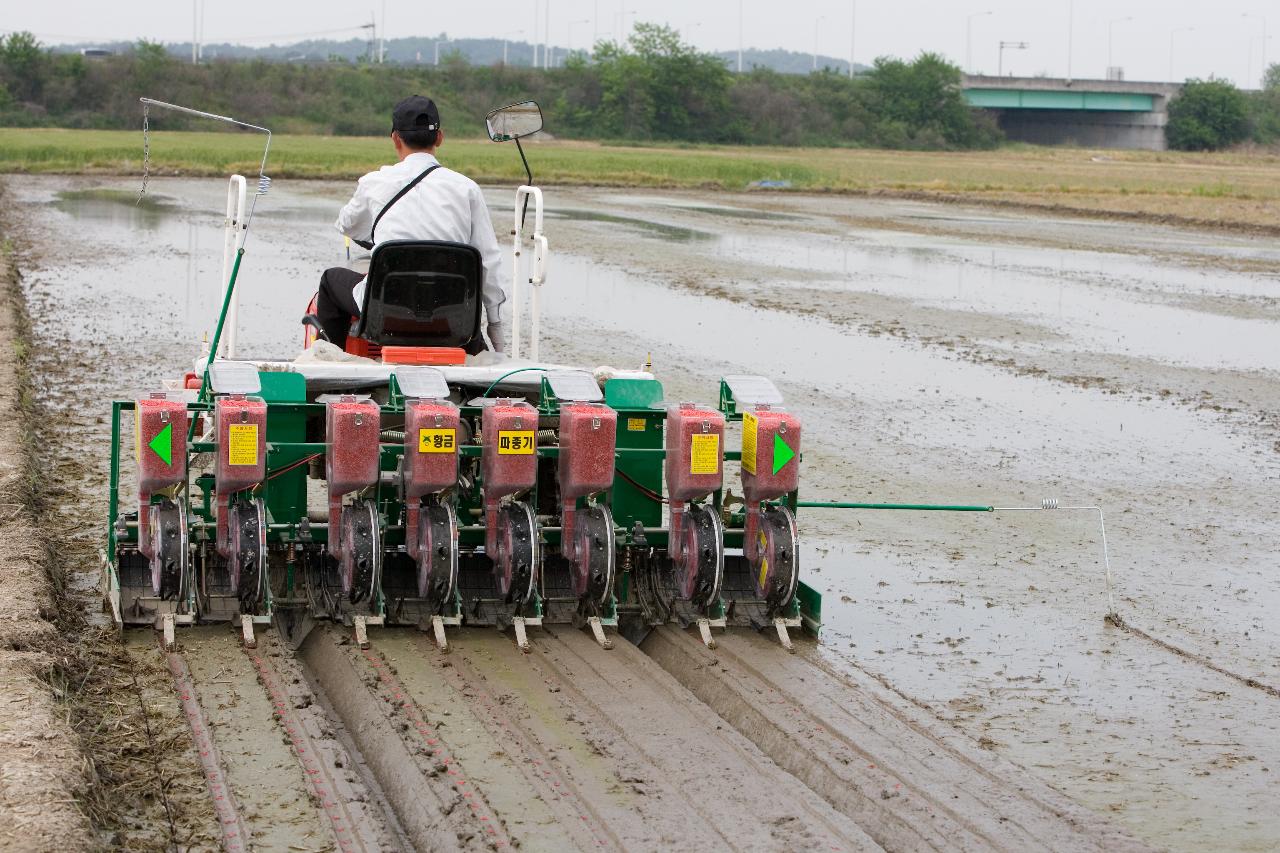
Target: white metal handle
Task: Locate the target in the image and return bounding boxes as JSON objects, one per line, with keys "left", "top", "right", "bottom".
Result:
{"left": 220, "top": 175, "right": 248, "bottom": 359}
{"left": 510, "top": 185, "right": 548, "bottom": 361}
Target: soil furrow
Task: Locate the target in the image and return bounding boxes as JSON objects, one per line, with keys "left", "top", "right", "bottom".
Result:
{"left": 644, "top": 626, "right": 1150, "bottom": 852}
{"left": 247, "top": 638, "right": 399, "bottom": 852}
{"left": 373, "top": 628, "right": 629, "bottom": 851}
{"left": 165, "top": 648, "right": 251, "bottom": 852}
{"left": 297, "top": 626, "right": 501, "bottom": 851}
{"left": 529, "top": 625, "right": 885, "bottom": 852}
{"left": 784, "top": 636, "right": 1151, "bottom": 843}
{"left": 167, "top": 627, "right": 339, "bottom": 851}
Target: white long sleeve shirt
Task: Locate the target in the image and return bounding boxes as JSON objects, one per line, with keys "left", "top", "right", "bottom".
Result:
{"left": 334, "top": 151, "right": 507, "bottom": 323}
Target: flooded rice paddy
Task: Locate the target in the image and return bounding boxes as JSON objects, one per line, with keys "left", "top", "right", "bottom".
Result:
{"left": 10, "top": 174, "right": 1280, "bottom": 851}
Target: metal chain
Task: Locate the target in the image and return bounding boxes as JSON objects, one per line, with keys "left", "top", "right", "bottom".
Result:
{"left": 137, "top": 101, "right": 150, "bottom": 205}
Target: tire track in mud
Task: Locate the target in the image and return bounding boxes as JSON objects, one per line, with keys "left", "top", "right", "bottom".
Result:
{"left": 246, "top": 641, "right": 396, "bottom": 852}
{"left": 166, "top": 649, "right": 250, "bottom": 851}
{"left": 640, "top": 627, "right": 1150, "bottom": 852}
{"left": 152, "top": 627, "right": 401, "bottom": 852}
{"left": 523, "top": 625, "right": 883, "bottom": 852}
{"left": 369, "top": 629, "right": 622, "bottom": 851}
{"left": 1105, "top": 613, "right": 1280, "bottom": 699}
{"left": 298, "top": 626, "right": 512, "bottom": 851}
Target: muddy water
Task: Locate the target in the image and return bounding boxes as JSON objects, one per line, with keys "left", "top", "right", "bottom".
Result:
{"left": 7, "top": 174, "right": 1280, "bottom": 851}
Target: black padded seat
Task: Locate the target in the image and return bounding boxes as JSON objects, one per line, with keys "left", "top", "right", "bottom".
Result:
{"left": 353, "top": 240, "right": 483, "bottom": 349}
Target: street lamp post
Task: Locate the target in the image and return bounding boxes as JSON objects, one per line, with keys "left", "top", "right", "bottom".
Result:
{"left": 503, "top": 30, "right": 524, "bottom": 66}
{"left": 738, "top": 0, "right": 744, "bottom": 72}
{"left": 813, "top": 16, "right": 826, "bottom": 72}
{"left": 1108, "top": 17, "right": 1133, "bottom": 73}
{"left": 567, "top": 18, "right": 590, "bottom": 61}
{"left": 849, "top": 0, "right": 856, "bottom": 79}
{"left": 998, "top": 40, "right": 1028, "bottom": 77}
{"left": 532, "top": 0, "right": 540, "bottom": 67}
{"left": 1169, "top": 26, "right": 1194, "bottom": 82}
{"left": 966, "top": 11, "right": 993, "bottom": 74}
{"left": 1242, "top": 13, "right": 1268, "bottom": 88}
{"left": 1066, "top": 0, "right": 1074, "bottom": 80}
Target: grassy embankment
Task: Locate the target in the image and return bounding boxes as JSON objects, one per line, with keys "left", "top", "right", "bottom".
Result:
{"left": 2, "top": 128, "right": 1279, "bottom": 230}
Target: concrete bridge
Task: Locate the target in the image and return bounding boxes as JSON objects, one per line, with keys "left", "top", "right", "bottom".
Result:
{"left": 962, "top": 76, "right": 1183, "bottom": 150}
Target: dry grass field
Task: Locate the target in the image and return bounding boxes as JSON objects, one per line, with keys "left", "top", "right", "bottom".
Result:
{"left": 2, "top": 128, "right": 1278, "bottom": 230}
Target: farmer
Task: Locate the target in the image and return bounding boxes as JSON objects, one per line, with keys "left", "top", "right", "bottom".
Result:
{"left": 312, "top": 95, "right": 507, "bottom": 351}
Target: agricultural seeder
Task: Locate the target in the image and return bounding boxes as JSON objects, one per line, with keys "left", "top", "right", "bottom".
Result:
{"left": 105, "top": 99, "right": 821, "bottom": 652}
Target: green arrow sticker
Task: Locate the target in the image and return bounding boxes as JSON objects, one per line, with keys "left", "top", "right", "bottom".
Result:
{"left": 772, "top": 433, "right": 795, "bottom": 475}
{"left": 149, "top": 422, "right": 173, "bottom": 466}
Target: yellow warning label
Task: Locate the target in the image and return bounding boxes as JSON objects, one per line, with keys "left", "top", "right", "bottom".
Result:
{"left": 626, "top": 417, "right": 647, "bottom": 433}
{"left": 418, "top": 429, "right": 456, "bottom": 454}
{"left": 497, "top": 430, "right": 535, "bottom": 455}
{"left": 741, "top": 411, "right": 758, "bottom": 475}
{"left": 690, "top": 433, "right": 719, "bottom": 475}
{"left": 227, "top": 424, "right": 258, "bottom": 466}
{"left": 757, "top": 530, "right": 769, "bottom": 590}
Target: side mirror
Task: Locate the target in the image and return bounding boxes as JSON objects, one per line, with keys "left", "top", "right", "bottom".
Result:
{"left": 486, "top": 101, "right": 544, "bottom": 142}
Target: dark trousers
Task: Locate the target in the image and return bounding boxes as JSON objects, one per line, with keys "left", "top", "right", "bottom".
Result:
{"left": 315, "top": 266, "right": 364, "bottom": 349}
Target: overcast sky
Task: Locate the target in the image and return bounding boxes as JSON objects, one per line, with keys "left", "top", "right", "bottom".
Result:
{"left": 8, "top": 0, "right": 1275, "bottom": 87}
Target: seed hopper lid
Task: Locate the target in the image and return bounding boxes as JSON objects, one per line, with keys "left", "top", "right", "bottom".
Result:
{"left": 394, "top": 366, "right": 450, "bottom": 400}
{"left": 722, "top": 375, "right": 784, "bottom": 407}
{"left": 545, "top": 369, "right": 603, "bottom": 403}
{"left": 315, "top": 393, "right": 375, "bottom": 405}
{"left": 208, "top": 361, "right": 262, "bottom": 395}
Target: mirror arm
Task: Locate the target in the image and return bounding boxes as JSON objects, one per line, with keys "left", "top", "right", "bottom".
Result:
{"left": 515, "top": 135, "right": 533, "bottom": 186}
{"left": 516, "top": 135, "right": 534, "bottom": 230}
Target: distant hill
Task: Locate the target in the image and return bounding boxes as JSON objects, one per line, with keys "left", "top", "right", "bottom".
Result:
{"left": 51, "top": 35, "right": 869, "bottom": 76}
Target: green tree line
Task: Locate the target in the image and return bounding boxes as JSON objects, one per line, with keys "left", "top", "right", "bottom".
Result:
{"left": 0, "top": 25, "right": 998, "bottom": 150}
{"left": 1166, "top": 69, "right": 1280, "bottom": 151}
{"left": 6, "top": 26, "right": 1276, "bottom": 151}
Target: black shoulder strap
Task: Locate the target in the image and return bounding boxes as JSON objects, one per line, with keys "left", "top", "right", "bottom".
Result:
{"left": 369, "top": 163, "right": 442, "bottom": 244}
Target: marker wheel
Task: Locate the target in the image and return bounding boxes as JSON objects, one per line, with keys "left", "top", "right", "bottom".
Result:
{"left": 493, "top": 501, "right": 539, "bottom": 608}
{"left": 340, "top": 499, "right": 381, "bottom": 607}
{"left": 416, "top": 502, "right": 459, "bottom": 608}
{"left": 573, "top": 504, "right": 615, "bottom": 608}
{"left": 228, "top": 497, "right": 267, "bottom": 611}
{"left": 149, "top": 498, "right": 189, "bottom": 601}
{"left": 678, "top": 503, "right": 724, "bottom": 608}
{"left": 751, "top": 504, "right": 799, "bottom": 612}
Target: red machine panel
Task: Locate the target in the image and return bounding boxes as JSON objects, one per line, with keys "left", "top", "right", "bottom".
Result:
{"left": 664, "top": 402, "right": 725, "bottom": 502}
{"left": 481, "top": 400, "right": 539, "bottom": 499}
{"left": 326, "top": 397, "right": 381, "bottom": 496}
{"left": 558, "top": 402, "right": 617, "bottom": 501}
{"left": 136, "top": 394, "right": 187, "bottom": 493}
{"left": 404, "top": 399, "right": 460, "bottom": 498}
{"left": 740, "top": 406, "right": 801, "bottom": 502}
{"left": 214, "top": 395, "right": 267, "bottom": 493}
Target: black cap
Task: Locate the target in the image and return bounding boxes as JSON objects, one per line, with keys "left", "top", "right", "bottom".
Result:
{"left": 392, "top": 95, "right": 440, "bottom": 133}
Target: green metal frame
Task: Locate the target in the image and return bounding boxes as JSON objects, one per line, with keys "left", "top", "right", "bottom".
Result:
{"left": 963, "top": 88, "right": 1156, "bottom": 112}
{"left": 108, "top": 371, "right": 823, "bottom": 635}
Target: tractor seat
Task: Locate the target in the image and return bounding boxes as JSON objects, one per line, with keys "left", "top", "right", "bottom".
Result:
{"left": 350, "top": 240, "right": 485, "bottom": 360}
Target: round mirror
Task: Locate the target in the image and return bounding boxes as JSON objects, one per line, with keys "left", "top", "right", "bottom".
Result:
{"left": 486, "top": 101, "right": 544, "bottom": 142}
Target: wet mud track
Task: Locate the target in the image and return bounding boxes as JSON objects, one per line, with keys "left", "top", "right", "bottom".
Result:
{"left": 306, "top": 625, "right": 881, "bottom": 851}
{"left": 131, "top": 628, "right": 399, "bottom": 851}
{"left": 123, "top": 619, "right": 1146, "bottom": 852}
{"left": 642, "top": 627, "right": 1141, "bottom": 852}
